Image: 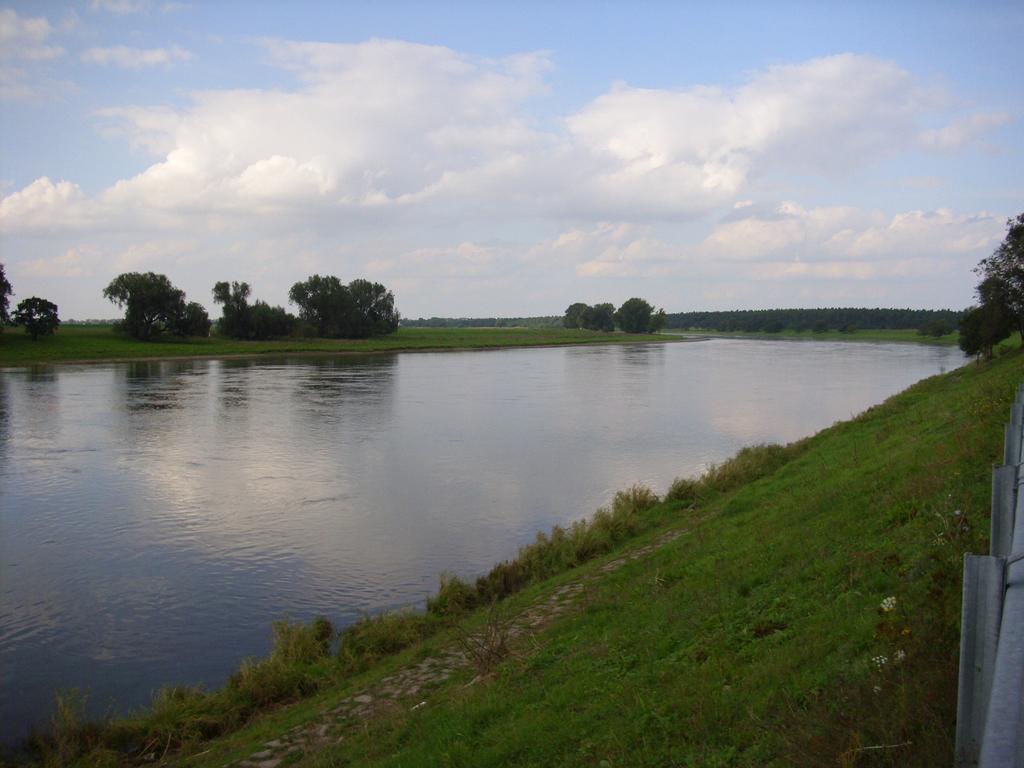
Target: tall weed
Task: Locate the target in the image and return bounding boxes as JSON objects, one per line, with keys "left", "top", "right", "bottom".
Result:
{"left": 667, "top": 442, "right": 804, "bottom": 506}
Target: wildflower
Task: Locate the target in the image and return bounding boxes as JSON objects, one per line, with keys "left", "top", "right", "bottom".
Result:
{"left": 872, "top": 654, "right": 888, "bottom": 670}
{"left": 880, "top": 596, "right": 897, "bottom": 612}
{"left": 894, "top": 649, "right": 906, "bottom": 663}
{"left": 873, "top": 685, "right": 882, "bottom": 695}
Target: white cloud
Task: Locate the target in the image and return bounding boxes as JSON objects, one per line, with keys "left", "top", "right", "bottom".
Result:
{"left": 89, "top": 0, "right": 150, "bottom": 14}
{"left": 17, "top": 247, "right": 100, "bottom": 278}
{"left": 0, "top": 177, "right": 89, "bottom": 228}
{"left": 1, "top": 47, "right": 1007, "bottom": 234}
{"left": 920, "top": 112, "right": 1012, "bottom": 150}
{"left": 71, "top": 40, "right": 552, "bottom": 222}
{"left": 0, "top": 65, "right": 34, "bottom": 100}
{"left": 520, "top": 204, "right": 1004, "bottom": 283}
{"left": 700, "top": 204, "right": 1005, "bottom": 264}
{"left": 0, "top": 8, "right": 63, "bottom": 61}
{"left": 367, "top": 242, "right": 506, "bottom": 279}
{"left": 845, "top": 209, "right": 1004, "bottom": 257}
{"left": 81, "top": 45, "right": 192, "bottom": 69}
{"left": 563, "top": 53, "right": 933, "bottom": 215}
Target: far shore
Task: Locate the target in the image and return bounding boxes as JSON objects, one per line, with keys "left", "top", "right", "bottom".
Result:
{"left": 661, "top": 328, "right": 961, "bottom": 346}
{"left": 0, "top": 325, "right": 966, "bottom": 368}
{"left": 0, "top": 326, "right": 707, "bottom": 368}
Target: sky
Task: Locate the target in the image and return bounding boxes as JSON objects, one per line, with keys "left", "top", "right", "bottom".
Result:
{"left": 1, "top": 1, "right": 1022, "bottom": 320}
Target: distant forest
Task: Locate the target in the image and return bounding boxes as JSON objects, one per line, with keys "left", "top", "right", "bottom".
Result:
{"left": 403, "top": 308, "right": 962, "bottom": 333}
{"left": 664, "top": 307, "right": 962, "bottom": 333}
{"left": 402, "top": 316, "right": 562, "bottom": 328}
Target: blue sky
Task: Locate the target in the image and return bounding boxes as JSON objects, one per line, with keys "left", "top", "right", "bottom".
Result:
{"left": 1, "top": 0, "right": 1022, "bottom": 319}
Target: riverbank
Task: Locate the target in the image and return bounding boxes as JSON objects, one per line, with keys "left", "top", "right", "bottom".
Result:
{"left": 17, "top": 345, "right": 1023, "bottom": 766}
{"left": 664, "top": 327, "right": 961, "bottom": 345}
{"left": 0, "top": 326, "right": 688, "bottom": 367}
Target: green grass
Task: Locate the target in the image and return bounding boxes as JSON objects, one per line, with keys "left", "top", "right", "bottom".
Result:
{"left": 666, "top": 328, "right": 962, "bottom": 345}
{"left": 16, "top": 346, "right": 1024, "bottom": 767}
{"left": 0, "top": 325, "right": 681, "bottom": 366}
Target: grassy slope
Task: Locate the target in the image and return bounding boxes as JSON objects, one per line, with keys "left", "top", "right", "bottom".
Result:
{"left": 159, "top": 348, "right": 1024, "bottom": 768}
{"left": 664, "top": 328, "right": 961, "bottom": 345}
{"left": 0, "top": 326, "right": 677, "bottom": 366}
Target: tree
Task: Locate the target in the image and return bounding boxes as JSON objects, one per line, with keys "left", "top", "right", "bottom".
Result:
{"left": 348, "top": 278, "right": 400, "bottom": 337}
{"left": 583, "top": 303, "right": 615, "bottom": 332}
{"left": 563, "top": 302, "right": 589, "bottom": 329}
{"left": 959, "top": 302, "right": 1013, "bottom": 358}
{"left": 289, "top": 274, "right": 352, "bottom": 337}
{"left": 917, "top": 318, "right": 954, "bottom": 338}
{"left": 103, "top": 272, "right": 187, "bottom": 340}
{"left": 975, "top": 213, "right": 1024, "bottom": 337}
{"left": 249, "top": 300, "right": 296, "bottom": 339}
{"left": 12, "top": 297, "right": 60, "bottom": 340}
{"left": 649, "top": 308, "right": 667, "bottom": 333}
{"left": 212, "top": 281, "right": 252, "bottom": 338}
{"left": 615, "top": 298, "right": 658, "bottom": 333}
{"left": 172, "top": 301, "right": 212, "bottom": 337}
{"left": 0, "top": 262, "right": 11, "bottom": 330}
{"left": 288, "top": 275, "right": 399, "bottom": 338}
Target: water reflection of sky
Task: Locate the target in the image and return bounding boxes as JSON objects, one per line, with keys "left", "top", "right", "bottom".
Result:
{"left": 0, "top": 340, "right": 965, "bottom": 742}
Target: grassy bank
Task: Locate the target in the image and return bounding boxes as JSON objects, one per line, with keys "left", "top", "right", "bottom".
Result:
{"left": 0, "top": 325, "right": 682, "bottom": 366}
{"left": 17, "top": 348, "right": 1024, "bottom": 767}
{"left": 664, "top": 327, "right": 961, "bottom": 345}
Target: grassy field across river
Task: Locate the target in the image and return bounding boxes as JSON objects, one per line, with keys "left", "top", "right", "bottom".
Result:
{"left": 0, "top": 325, "right": 681, "bottom": 366}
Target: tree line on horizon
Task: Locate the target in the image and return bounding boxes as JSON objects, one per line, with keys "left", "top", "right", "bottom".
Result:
{"left": 99, "top": 272, "right": 400, "bottom": 341}
{"left": 0, "top": 270, "right": 399, "bottom": 342}
{"left": 402, "top": 315, "right": 563, "bottom": 328}
{"left": 403, "top": 306, "right": 961, "bottom": 334}
{"left": 665, "top": 307, "right": 961, "bottom": 335}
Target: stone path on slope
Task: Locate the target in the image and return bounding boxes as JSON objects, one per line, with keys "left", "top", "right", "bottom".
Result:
{"left": 231, "top": 527, "right": 687, "bottom": 768}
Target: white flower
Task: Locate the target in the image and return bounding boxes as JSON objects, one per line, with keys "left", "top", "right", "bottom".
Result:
{"left": 873, "top": 685, "right": 882, "bottom": 695}
{"left": 894, "top": 649, "right": 906, "bottom": 663}
{"left": 880, "top": 596, "right": 897, "bottom": 612}
{"left": 872, "top": 654, "right": 889, "bottom": 670}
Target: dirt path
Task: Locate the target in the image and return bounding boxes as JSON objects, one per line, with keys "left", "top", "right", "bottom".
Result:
{"left": 228, "top": 527, "right": 687, "bottom": 768}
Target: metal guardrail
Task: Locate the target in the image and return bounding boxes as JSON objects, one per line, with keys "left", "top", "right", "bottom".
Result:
{"left": 956, "top": 383, "right": 1024, "bottom": 767}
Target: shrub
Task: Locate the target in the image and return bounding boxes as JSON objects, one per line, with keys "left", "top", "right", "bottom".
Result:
{"left": 338, "top": 611, "right": 435, "bottom": 670}
{"left": 427, "top": 573, "right": 479, "bottom": 617}
{"left": 667, "top": 443, "right": 803, "bottom": 508}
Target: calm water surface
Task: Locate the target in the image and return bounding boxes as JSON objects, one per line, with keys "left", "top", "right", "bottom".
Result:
{"left": 0, "top": 339, "right": 964, "bottom": 741}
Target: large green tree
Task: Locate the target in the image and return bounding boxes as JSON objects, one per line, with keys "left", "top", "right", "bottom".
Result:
{"left": 563, "top": 302, "right": 589, "bottom": 329}
{"left": 348, "top": 278, "right": 400, "bottom": 337}
{"left": 12, "top": 297, "right": 60, "bottom": 340}
{"left": 289, "top": 275, "right": 398, "bottom": 338}
{"left": 173, "top": 301, "right": 212, "bottom": 337}
{"left": 103, "top": 272, "right": 206, "bottom": 340}
{"left": 615, "top": 298, "right": 664, "bottom": 334}
{"left": 958, "top": 301, "right": 1013, "bottom": 358}
{"left": 584, "top": 303, "right": 616, "bottom": 332}
{"left": 0, "top": 262, "right": 11, "bottom": 330}
{"left": 249, "top": 301, "right": 295, "bottom": 339}
{"left": 975, "top": 212, "right": 1024, "bottom": 337}
{"left": 289, "top": 275, "right": 352, "bottom": 337}
{"left": 212, "top": 281, "right": 254, "bottom": 339}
